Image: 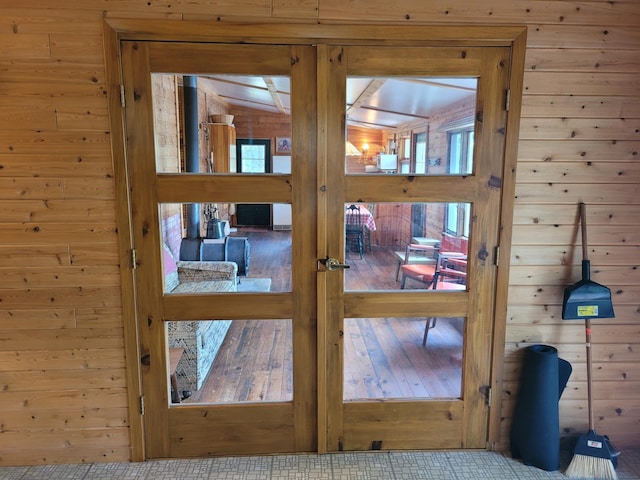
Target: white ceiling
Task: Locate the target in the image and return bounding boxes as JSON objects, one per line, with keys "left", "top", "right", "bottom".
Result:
{"left": 202, "top": 75, "right": 477, "bottom": 131}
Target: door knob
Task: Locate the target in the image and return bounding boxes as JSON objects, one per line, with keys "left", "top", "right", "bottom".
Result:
{"left": 319, "top": 257, "right": 350, "bottom": 271}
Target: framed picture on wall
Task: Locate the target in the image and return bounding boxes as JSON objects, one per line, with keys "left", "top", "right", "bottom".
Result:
{"left": 276, "top": 136, "right": 291, "bottom": 153}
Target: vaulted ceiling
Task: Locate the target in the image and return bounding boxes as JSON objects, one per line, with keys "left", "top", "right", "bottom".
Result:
{"left": 201, "top": 75, "right": 477, "bottom": 132}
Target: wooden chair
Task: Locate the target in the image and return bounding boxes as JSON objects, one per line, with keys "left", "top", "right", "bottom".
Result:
{"left": 422, "top": 252, "right": 467, "bottom": 346}
{"left": 400, "top": 233, "right": 468, "bottom": 289}
{"left": 345, "top": 204, "right": 365, "bottom": 259}
{"left": 394, "top": 238, "right": 440, "bottom": 281}
{"left": 399, "top": 243, "right": 439, "bottom": 288}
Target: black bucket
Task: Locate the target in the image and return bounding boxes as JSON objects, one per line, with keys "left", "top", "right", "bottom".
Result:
{"left": 206, "top": 219, "right": 225, "bottom": 239}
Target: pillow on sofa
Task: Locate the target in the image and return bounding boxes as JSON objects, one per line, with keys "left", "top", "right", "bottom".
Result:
{"left": 163, "top": 244, "right": 180, "bottom": 292}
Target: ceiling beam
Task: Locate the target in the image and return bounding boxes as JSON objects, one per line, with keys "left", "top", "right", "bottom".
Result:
{"left": 346, "top": 118, "right": 400, "bottom": 130}
{"left": 356, "top": 104, "right": 429, "bottom": 120}
{"left": 346, "top": 78, "right": 386, "bottom": 116}
{"left": 404, "top": 78, "right": 476, "bottom": 92}
{"left": 264, "top": 77, "right": 287, "bottom": 115}
{"left": 217, "top": 95, "right": 282, "bottom": 112}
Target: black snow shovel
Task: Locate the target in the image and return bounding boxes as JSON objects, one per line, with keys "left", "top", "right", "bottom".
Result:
{"left": 562, "top": 203, "right": 614, "bottom": 320}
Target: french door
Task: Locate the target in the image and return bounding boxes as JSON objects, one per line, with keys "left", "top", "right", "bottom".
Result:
{"left": 320, "top": 44, "right": 509, "bottom": 451}
{"left": 118, "top": 25, "right": 518, "bottom": 458}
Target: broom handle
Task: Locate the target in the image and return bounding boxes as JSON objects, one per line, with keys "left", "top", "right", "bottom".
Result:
{"left": 585, "top": 318, "right": 595, "bottom": 431}
{"left": 580, "top": 202, "right": 595, "bottom": 430}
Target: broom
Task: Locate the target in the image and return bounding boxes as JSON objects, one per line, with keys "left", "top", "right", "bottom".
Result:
{"left": 563, "top": 203, "right": 619, "bottom": 480}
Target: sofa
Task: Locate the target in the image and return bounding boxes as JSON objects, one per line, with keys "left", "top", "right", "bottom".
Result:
{"left": 163, "top": 244, "right": 238, "bottom": 392}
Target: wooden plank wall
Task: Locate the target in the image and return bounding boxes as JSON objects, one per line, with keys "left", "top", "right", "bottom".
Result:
{"left": 0, "top": 0, "right": 638, "bottom": 466}
{"left": 233, "top": 106, "right": 292, "bottom": 155}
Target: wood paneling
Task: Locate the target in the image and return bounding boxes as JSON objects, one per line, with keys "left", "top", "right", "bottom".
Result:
{"left": 319, "top": 1, "right": 640, "bottom": 27}
{"left": 518, "top": 139, "right": 639, "bottom": 161}
{"left": 0, "top": 14, "right": 130, "bottom": 465}
{"left": 273, "top": 0, "right": 319, "bottom": 19}
{"left": 519, "top": 117, "right": 640, "bottom": 140}
{"left": 234, "top": 106, "right": 292, "bottom": 148}
{"left": 0, "top": 0, "right": 637, "bottom": 466}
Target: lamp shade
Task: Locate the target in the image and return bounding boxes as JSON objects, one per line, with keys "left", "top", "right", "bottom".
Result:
{"left": 345, "top": 141, "right": 361, "bottom": 156}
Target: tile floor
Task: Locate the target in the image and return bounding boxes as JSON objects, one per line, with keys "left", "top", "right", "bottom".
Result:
{"left": 1, "top": 449, "right": 638, "bottom": 479}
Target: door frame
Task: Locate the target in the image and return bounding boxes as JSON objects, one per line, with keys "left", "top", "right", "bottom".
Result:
{"left": 104, "top": 19, "right": 526, "bottom": 460}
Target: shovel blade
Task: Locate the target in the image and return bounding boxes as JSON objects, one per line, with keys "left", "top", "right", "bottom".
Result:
{"left": 562, "top": 280, "right": 614, "bottom": 320}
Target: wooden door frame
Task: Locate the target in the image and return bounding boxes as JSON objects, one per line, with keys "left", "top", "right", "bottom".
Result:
{"left": 104, "top": 19, "right": 526, "bottom": 460}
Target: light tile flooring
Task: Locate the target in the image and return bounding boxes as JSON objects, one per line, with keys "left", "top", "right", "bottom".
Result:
{"left": 1, "top": 449, "right": 639, "bottom": 479}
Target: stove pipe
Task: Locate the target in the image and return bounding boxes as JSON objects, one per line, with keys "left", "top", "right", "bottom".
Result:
{"left": 183, "top": 75, "right": 200, "bottom": 239}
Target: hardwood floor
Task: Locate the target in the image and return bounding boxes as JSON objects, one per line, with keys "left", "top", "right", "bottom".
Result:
{"left": 187, "top": 319, "right": 293, "bottom": 403}
{"left": 344, "top": 316, "right": 462, "bottom": 399}
{"left": 182, "top": 229, "right": 463, "bottom": 404}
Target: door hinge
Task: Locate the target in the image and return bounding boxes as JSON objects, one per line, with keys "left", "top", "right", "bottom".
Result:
{"left": 140, "top": 395, "right": 145, "bottom": 415}
{"left": 494, "top": 246, "right": 500, "bottom": 267}
{"left": 131, "top": 248, "right": 138, "bottom": 270}
{"left": 480, "top": 385, "right": 492, "bottom": 406}
{"left": 505, "top": 89, "right": 511, "bottom": 112}
{"left": 120, "top": 84, "right": 126, "bottom": 109}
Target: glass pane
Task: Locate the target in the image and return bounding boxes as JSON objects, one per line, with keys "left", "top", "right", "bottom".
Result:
{"left": 345, "top": 77, "right": 477, "bottom": 175}
{"left": 152, "top": 73, "right": 291, "bottom": 175}
{"left": 240, "top": 144, "right": 267, "bottom": 173}
{"left": 344, "top": 202, "right": 470, "bottom": 291}
{"left": 168, "top": 319, "right": 292, "bottom": 404}
{"left": 344, "top": 317, "right": 464, "bottom": 400}
{"left": 160, "top": 203, "right": 291, "bottom": 293}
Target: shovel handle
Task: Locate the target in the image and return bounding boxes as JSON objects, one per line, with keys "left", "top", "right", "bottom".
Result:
{"left": 580, "top": 203, "right": 595, "bottom": 428}
{"left": 580, "top": 202, "right": 588, "bottom": 261}
{"left": 580, "top": 202, "right": 596, "bottom": 429}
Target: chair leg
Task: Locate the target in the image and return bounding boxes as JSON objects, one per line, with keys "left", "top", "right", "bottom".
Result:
{"left": 422, "top": 317, "right": 438, "bottom": 346}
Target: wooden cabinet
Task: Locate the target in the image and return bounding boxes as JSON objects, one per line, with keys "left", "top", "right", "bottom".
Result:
{"left": 208, "top": 123, "right": 236, "bottom": 173}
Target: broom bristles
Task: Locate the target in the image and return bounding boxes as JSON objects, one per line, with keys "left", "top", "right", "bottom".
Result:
{"left": 565, "top": 453, "right": 618, "bottom": 480}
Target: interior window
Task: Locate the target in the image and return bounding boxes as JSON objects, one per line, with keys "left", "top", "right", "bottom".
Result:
{"left": 445, "top": 129, "right": 474, "bottom": 237}
{"left": 448, "top": 129, "right": 474, "bottom": 174}
{"left": 399, "top": 137, "right": 412, "bottom": 173}
{"left": 236, "top": 139, "right": 271, "bottom": 173}
{"left": 414, "top": 132, "right": 427, "bottom": 174}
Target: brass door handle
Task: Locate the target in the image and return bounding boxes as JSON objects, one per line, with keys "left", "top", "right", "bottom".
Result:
{"left": 318, "top": 257, "right": 350, "bottom": 271}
